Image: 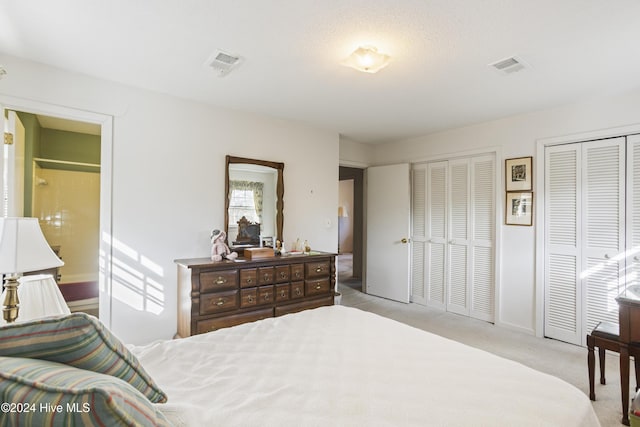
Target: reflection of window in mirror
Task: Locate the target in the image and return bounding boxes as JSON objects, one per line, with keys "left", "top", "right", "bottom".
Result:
{"left": 228, "top": 181, "right": 262, "bottom": 224}
{"left": 227, "top": 166, "right": 277, "bottom": 244}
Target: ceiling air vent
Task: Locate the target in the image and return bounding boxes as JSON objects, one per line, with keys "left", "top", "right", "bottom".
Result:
{"left": 490, "top": 56, "right": 526, "bottom": 74}
{"left": 207, "top": 50, "right": 242, "bottom": 77}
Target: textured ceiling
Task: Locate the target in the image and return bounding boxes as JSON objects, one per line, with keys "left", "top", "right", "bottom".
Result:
{"left": 1, "top": 0, "right": 640, "bottom": 144}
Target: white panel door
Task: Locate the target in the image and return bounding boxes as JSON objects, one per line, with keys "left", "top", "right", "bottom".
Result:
{"left": 581, "top": 138, "right": 625, "bottom": 335}
{"left": 410, "top": 165, "right": 427, "bottom": 305}
{"left": 447, "top": 158, "right": 470, "bottom": 316}
{"left": 626, "top": 135, "right": 640, "bottom": 294}
{"left": 544, "top": 137, "right": 625, "bottom": 346}
{"left": 470, "top": 155, "right": 495, "bottom": 321}
{"left": 1, "top": 108, "right": 25, "bottom": 217}
{"left": 5, "top": 111, "right": 25, "bottom": 217}
{"left": 366, "top": 163, "right": 411, "bottom": 303}
{"left": 544, "top": 143, "right": 581, "bottom": 345}
{"left": 0, "top": 106, "right": 4, "bottom": 216}
{"left": 426, "top": 161, "right": 448, "bottom": 309}
{"left": 411, "top": 155, "right": 495, "bottom": 319}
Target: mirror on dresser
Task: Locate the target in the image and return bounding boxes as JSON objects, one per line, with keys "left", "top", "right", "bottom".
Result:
{"left": 225, "top": 156, "right": 284, "bottom": 251}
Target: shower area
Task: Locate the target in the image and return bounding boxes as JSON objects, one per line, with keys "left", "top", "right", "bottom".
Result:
{"left": 17, "top": 112, "right": 101, "bottom": 314}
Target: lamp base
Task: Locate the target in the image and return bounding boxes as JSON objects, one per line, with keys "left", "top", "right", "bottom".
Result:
{"left": 2, "top": 275, "right": 20, "bottom": 323}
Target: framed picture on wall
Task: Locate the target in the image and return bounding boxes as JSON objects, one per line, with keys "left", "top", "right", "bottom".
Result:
{"left": 505, "top": 156, "right": 532, "bottom": 191}
{"left": 505, "top": 191, "right": 533, "bottom": 226}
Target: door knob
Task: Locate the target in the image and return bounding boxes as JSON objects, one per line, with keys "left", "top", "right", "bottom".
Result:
{"left": 604, "top": 254, "right": 610, "bottom": 260}
{"left": 401, "top": 238, "right": 409, "bottom": 244}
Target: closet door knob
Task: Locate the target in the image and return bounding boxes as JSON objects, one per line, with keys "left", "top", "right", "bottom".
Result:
{"left": 634, "top": 256, "right": 639, "bottom": 262}
{"left": 604, "top": 254, "right": 610, "bottom": 260}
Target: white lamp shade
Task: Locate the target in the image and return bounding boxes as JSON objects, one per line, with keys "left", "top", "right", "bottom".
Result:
{"left": 0, "top": 274, "right": 70, "bottom": 323}
{"left": 0, "top": 217, "right": 64, "bottom": 274}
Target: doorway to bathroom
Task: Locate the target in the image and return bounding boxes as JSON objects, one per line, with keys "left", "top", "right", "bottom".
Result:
{"left": 3, "top": 110, "right": 101, "bottom": 316}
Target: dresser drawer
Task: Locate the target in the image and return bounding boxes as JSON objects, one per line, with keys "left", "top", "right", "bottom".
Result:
{"left": 306, "top": 261, "right": 330, "bottom": 279}
{"left": 291, "top": 264, "right": 304, "bottom": 281}
{"left": 305, "top": 279, "right": 330, "bottom": 296}
{"left": 240, "top": 288, "right": 258, "bottom": 308}
{"left": 257, "top": 285, "right": 274, "bottom": 305}
{"left": 240, "top": 268, "right": 258, "bottom": 288}
{"left": 275, "top": 265, "right": 290, "bottom": 283}
{"left": 196, "top": 308, "right": 273, "bottom": 334}
{"left": 200, "top": 270, "right": 238, "bottom": 292}
{"left": 275, "top": 295, "right": 333, "bottom": 317}
{"left": 258, "top": 267, "right": 275, "bottom": 285}
{"left": 200, "top": 290, "right": 239, "bottom": 315}
{"left": 275, "top": 283, "right": 290, "bottom": 301}
{"left": 291, "top": 281, "right": 305, "bottom": 299}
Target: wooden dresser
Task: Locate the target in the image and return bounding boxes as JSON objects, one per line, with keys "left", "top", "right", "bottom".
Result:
{"left": 175, "top": 252, "right": 336, "bottom": 337}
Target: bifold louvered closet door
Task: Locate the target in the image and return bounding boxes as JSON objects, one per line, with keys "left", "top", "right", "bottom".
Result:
{"left": 411, "top": 155, "right": 495, "bottom": 322}
{"left": 544, "top": 137, "right": 627, "bottom": 345}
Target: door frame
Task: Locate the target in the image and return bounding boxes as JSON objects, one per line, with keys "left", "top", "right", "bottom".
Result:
{"left": 339, "top": 166, "right": 364, "bottom": 279}
{"left": 0, "top": 94, "right": 114, "bottom": 328}
{"left": 535, "top": 123, "right": 640, "bottom": 338}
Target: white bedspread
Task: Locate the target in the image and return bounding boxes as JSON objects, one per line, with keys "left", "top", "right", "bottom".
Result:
{"left": 130, "top": 306, "right": 600, "bottom": 427}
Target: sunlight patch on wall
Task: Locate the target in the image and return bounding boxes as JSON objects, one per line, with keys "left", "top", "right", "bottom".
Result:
{"left": 100, "top": 235, "right": 166, "bottom": 314}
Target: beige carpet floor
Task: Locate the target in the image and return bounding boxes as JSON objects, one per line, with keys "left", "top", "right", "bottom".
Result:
{"left": 337, "top": 254, "right": 630, "bottom": 427}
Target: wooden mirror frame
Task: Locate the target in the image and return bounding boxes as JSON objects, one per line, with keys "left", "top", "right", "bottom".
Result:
{"left": 225, "top": 155, "right": 284, "bottom": 245}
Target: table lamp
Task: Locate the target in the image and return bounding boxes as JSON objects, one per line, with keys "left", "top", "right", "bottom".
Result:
{"left": 0, "top": 217, "right": 64, "bottom": 323}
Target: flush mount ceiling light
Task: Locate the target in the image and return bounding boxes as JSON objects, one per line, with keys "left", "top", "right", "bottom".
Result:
{"left": 343, "top": 46, "right": 390, "bottom": 74}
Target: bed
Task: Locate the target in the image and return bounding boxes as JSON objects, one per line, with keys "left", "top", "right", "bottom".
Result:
{"left": 0, "top": 305, "right": 600, "bottom": 426}
{"left": 128, "top": 305, "right": 600, "bottom": 427}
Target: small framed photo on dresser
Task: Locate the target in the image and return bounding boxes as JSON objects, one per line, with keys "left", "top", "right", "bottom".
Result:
{"left": 505, "top": 191, "right": 533, "bottom": 226}
{"left": 505, "top": 156, "right": 532, "bottom": 191}
{"left": 261, "top": 236, "right": 274, "bottom": 248}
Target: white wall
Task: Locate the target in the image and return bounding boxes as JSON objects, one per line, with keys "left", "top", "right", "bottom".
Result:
{"left": 339, "top": 136, "right": 374, "bottom": 167}
{"left": 0, "top": 54, "right": 339, "bottom": 344}
{"left": 370, "top": 88, "right": 640, "bottom": 334}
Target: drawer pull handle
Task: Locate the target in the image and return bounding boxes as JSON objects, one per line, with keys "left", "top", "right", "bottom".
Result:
{"left": 295, "top": 272, "right": 301, "bottom": 278}
{"left": 264, "top": 294, "right": 270, "bottom": 301}
{"left": 315, "top": 267, "right": 323, "bottom": 273}
{"left": 248, "top": 296, "right": 254, "bottom": 303}
{"left": 246, "top": 278, "right": 252, "bottom": 284}
{"left": 264, "top": 274, "right": 270, "bottom": 280}
{"left": 280, "top": 272, "right": 287, "bottom": 278}
{"left": 315, "top": 284, "right": 322, "bottom": 290}
{"left": 296, "top": 289, "right": 302, "bottom": 296}
{"left": 216, "top": 299, "right": 225, "bottom": 306}
{"left": 216, "top": 277, "right": 227, "bottom": 285}
{"left": 280, "top": 291, "right": 286, "bottom": 297}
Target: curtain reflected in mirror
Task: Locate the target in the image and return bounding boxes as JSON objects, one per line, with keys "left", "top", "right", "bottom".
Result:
{"left": 228, "top": 180, "right": 264, "bottom": 225}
